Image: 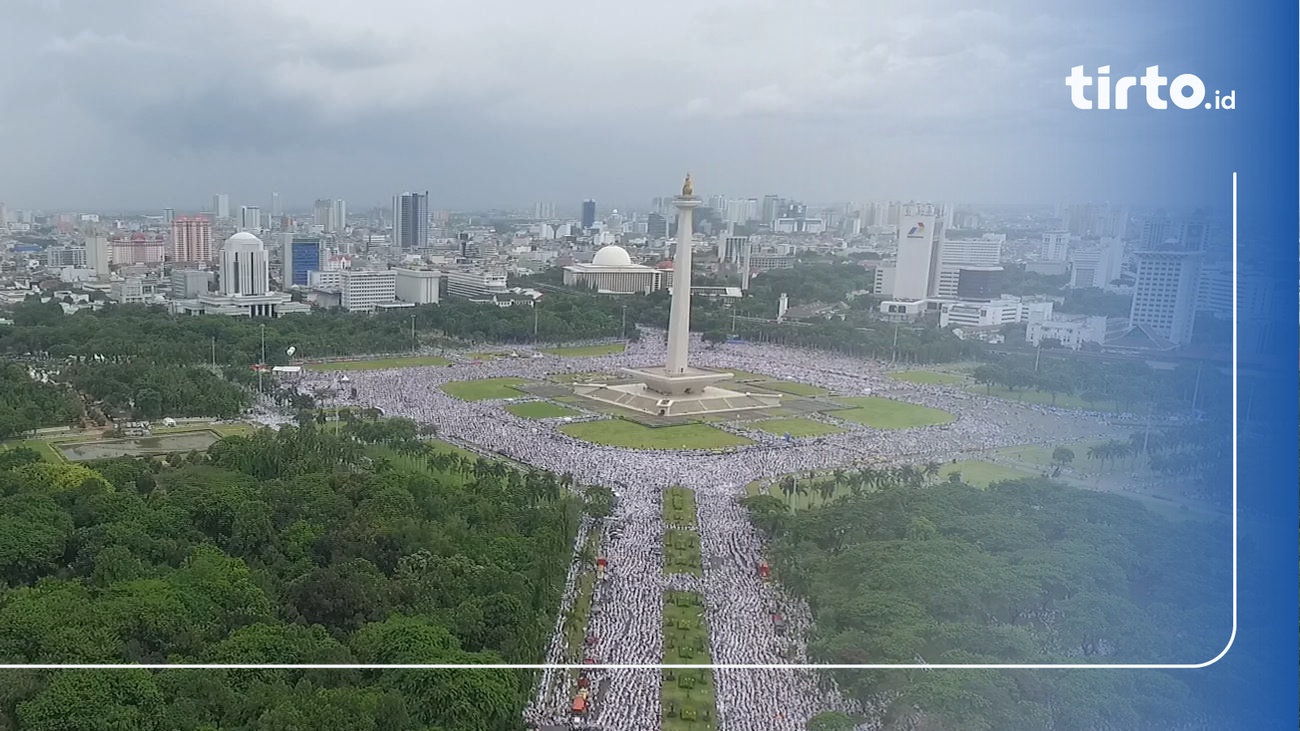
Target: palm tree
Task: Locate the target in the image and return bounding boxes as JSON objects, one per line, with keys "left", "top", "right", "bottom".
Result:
{"left": 921, "top": 460, "right": 941, "bottom": 485}
{"left": 779, "top": 476, "right": 797, "bottom": 505}
{"left": 817, "top": 480, "right": 836, "bottom": 506}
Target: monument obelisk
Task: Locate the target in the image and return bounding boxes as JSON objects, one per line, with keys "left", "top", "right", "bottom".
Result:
{"left": 665, "top": 173, "right": 700, "bottom": 375}
{"left": 573, "top": 173, "right": 780, "bottom": 417}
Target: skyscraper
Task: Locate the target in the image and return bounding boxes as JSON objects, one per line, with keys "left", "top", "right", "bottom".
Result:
{"left": 646, "top": 212, "right": 667, "bottom": 239}
{"left": 240, "top": 206, "right": 262, "bottom": 231}
{"left": 1130, "top": 250, "right": 1201, "bottom": 345}
{"left": 393, "top": 191, "right": 430, "bottom": 249}
{"left": 171, "top": 216, "right": 213, "bottom": 263}
{"left": 212, "top": 193, "right": 230, "bottom": 220}
{"left": 163, "top": 208, "right": 176, "bottom": 225}
{"left": 283, "top": 237, "right": 323, "bottom": 287}
{"left": 270, "top": 192, "right": 282, "bottom": 218}
{"left": 86, "top": 233, "right": 110, "bottom": 278}
{"left": 893, "top": 216, "right": 939, "bottom": 300}
{"left": 581, "top": 199, "right": 596, "bottom": 229}
{"left": 1139, "top": 212, "right": 1172, "bottom": 249}
{"left": 1041, "top": 231, "right": 1070, "bottom": 262}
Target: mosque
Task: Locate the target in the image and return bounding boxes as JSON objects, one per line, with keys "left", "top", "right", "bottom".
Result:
{"left": 562, "top": 245, "right": 671, "bottom": 294}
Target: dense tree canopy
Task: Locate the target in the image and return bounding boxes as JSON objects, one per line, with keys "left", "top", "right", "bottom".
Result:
{"left": 0, "top": 362, "right": 81, "bottom": 439}
{"left": 0, "top": 422, "right": 584, "bottom": 731}
{"left": 749, "top": 474, "right": 1233, "bottom": 730}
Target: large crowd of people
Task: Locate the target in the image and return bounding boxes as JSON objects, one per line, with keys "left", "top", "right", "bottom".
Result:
{"left": 273, "top": 331, "right": 1141, "bottom": 730}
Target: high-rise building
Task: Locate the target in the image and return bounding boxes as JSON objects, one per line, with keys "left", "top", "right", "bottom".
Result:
{"left": 1138, "top": 213, "right": 1173, "bottom": 249}
{"left": 212, "top": 193, "right": 230, "bottom": 220}
{"left": 893, "top": 216, "right": 939, "bottom": 300}
{"left": 171, "top": 269, "right": 211, "bottom": 298}
{"left": 1130, "top": 250, "right": 1201, "bottom": 345}
{"left": 1069, "top": 236, "right": 1125, "bottom": 289}
{"left": 240, "top": 206, "right": 262, "bottom": 231}
{"left": 646, "top": 212, "right": 667, "bottom": 239}
{"left": 171, "top": 216, "right": 213, "bottom": 263}
{"left": 270, "top": 192, "right": 282, "bottom": 218}
{"left": 935, "top": 233, "right": 1004, "bottom": 299}
{"left": 1178, "top": 209, "right": 1211, "bottom": 251}
{"left": 394, "top": 269, "right": 441, "bottom": 305}
{"left": 1041, "top": 231, "right": 1070, "bottom": 262}
{"left": 219, "top": 232, "right": 270, "bottom": 296}
{"left": 313, "top": 199, "right": 334, "bottom": 231}
{"left": 283, "top": 237, "right": 323, "bottom": 287}
{"left": 393, "top": 192, "right": 430, "bottom": 249}
{"left": 86, "top": 233, "right": 110, "bottom": 278}
{"left": 163, "top": 208, "right": 176, "bottom": 225}
{"left": 332, "top": 199, "right": 346, "bottom": 231}
{"left": 0, "top": 202, "right": 7, "bottom": 227}
{"left": 581, "top": 199, "right": 597, "bottom": 229}
{"left": 533, "top": 202, "right": 556, "bottom": 220}
{"left": 761, "top": 195, "right": 780, "bottom": 225}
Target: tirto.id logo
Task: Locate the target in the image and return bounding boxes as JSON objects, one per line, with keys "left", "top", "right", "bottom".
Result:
{"left": 1066, "top": 66, "right": 1235, "bottom": 110}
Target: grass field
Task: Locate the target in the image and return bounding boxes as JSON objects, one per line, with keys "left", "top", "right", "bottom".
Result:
{"left": 967, "top": 385, "right": 1118, "bottom": 412}
{"left": 504, "top": 401, "right": 580, "bottom": 419}
{"left": 831, "top": 396, "right": 955, "bottom": 429}
{"left": 2, "top": 422, "right": 254, "bottom": 463}
{"left": 752, "top": 418, "right": 844, "bottom": 438}
{"left": 665, "top": 529, "right": 702, "bottom": 576}
{"left": 939, "top": 460, "right": 1037, "bottom": 488}
{"left": 563, "top": 531, "right": 601, "bottom": 661}
{"left": 890, "top": 370, "right": 966, "bottom": 385}
{"left": 759, "top": 380, "right": 829, "bottom": 397}
{"left": 665, "top": 486, "right": 698, "bottom": 525}
{"left": 662, "top": 592, "right": 717, "bottom": 730}
{"left": 441, "top": 377, "right": 531, "bottom": 401}
{"left": 560, "top": 420, "right": 752, "bottom": 450}
{"left": 540, "top": 343, "right": 626, "bottom": 357}
{"left": 310, "top": 355, "right": 451, "bottom": 371}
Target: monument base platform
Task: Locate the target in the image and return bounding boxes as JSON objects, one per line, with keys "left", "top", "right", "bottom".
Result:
{"left": 574, "top": 374, "right": 781, "bottom": 417}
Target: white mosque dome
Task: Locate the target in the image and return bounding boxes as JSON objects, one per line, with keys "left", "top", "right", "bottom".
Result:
{"left": 592, "top": 245, "right": 633, "bottom": 267}
{"left": 224, "top": 231, "right": 264, "bottom": 251}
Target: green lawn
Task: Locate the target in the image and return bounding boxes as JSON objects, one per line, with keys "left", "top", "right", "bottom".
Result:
{"left": 890, "top": 370, "right": 966, "bottom": 385}
{"left": 563, "top": 531, "right": 602, "bottom": 661}
{"left": 752, "top": 418, "right": 844, "bottom": 438}
{"left": 540, "top": 343, "right": 626, "bottom": 357}
{"left": 662, "top": 592, "right": 717, "bottom": 731}
{"left": 424, "top": 438, "right": 482, "bottom": 461}
{"left": 831, "top": 397, "right": 955, "bottom": 429}
{"left": 310, "top": 355, "right": 451, "bottom": 371}
{"left": 759, "top": 380, "right": 829, "bottom": 397}
{"left": 665, "top": 486, "right": 699, "bottom": 526}
{"left": 665, "top": 529, "right": 702, "bottom": 576}
{"left": 560, "top": 420, "right": 752, "bottom": 450}
{"left": 967, "top": 385, "right": 1118, "bottom": 412}
{"left": 441, "top": 377, "right": 531, "bottom": 401}
{"left": 940, "top": 460, "right": 1037, "bottom": 488}
{"left": 0, "top": 439, "right": 64, "bottom": 462}
{"left": 504, "top": 401, "right": 580, "bottom": 419}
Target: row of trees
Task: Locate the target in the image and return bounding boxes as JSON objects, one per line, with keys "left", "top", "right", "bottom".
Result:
{"left": 0, "top": 420, "right": 588, "bottom": 731}
{"left": 0, "top": 362, "right": 82, "bottom": 439}
{"left": 745, "top": 472, "right": 1234, "bottom": 731}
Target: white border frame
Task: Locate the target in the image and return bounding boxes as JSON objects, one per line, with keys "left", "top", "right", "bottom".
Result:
{"left": 1, "top": 175, "right": 1237, "bottom": 671}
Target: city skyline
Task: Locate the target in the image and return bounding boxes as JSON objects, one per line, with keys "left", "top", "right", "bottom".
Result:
{"left": 0, "top": 1, "right": 1226, "bottom": 210}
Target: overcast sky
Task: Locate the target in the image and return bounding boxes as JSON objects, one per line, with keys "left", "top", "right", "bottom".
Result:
{"left": 0, "top": 0, "right": 1229, "bottom": 212}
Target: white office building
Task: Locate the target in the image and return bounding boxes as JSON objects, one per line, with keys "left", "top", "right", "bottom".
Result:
{"left": 86, "top": 234, "right": 110, "bottom": 278}
{"left": 1026, "top": 314, "right": 1114, "bottom": 350}
{"left": 1130, "top": 250, "right": 1201, "bottom": 345}
{"left": 340, "top": 269, "right": 398, "bottom": 312}
{"left": 239, "top": 206, "right": 262, "bottom": 232}
{"left": 445, "top": 268, "right": 509, "bottom": 299}
{"left": 1041, "top": 231, "right": 1070, "bottom": 262}
{"left": 394, "top": 268, "right": 441, "bottom": 305}
{"left": 935, "top": 233, "right": 1004, "bottom": 299}
{"left": 940, "top": 297, "right": 1053, "bottom": 329}
{"left": 1069, "top": 237, "right": 1125, "bottom": 289}
{"left": 893, "top": 215, "right": 938, "bottom": 300}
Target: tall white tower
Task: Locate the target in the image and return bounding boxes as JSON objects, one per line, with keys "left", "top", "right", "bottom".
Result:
{"left": 665, "top": 184, "right": 701, "bottom": 375}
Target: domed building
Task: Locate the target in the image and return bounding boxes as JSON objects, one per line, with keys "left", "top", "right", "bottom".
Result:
{"left": 174, "top": 232, "right": 310, "bottom": 318}
{"left": 562, "top": 245, "right": 670, "bottom": 294}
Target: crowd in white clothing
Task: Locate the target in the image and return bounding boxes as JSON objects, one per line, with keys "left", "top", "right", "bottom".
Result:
{"left": 264, "top": 331, "right": 1150, "bottom": 730}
